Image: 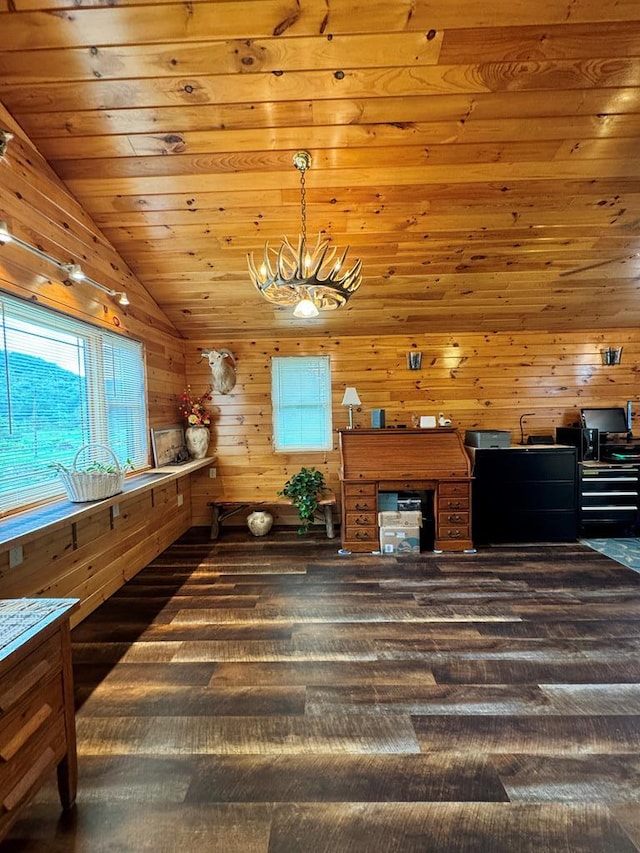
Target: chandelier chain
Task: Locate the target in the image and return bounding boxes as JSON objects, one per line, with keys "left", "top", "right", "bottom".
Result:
{"left": 300, "top": 168, "right": 307, "bottom": 247}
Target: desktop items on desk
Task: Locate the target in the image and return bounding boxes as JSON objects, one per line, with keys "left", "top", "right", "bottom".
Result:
{"left": 555, "top": 406, "right": 640, "bottom": 463}
{"left": 555, "top": 427, "right": 599, "bottom": 461}
{"left": 581, "top": 406, "right": 640, "bottom": 462}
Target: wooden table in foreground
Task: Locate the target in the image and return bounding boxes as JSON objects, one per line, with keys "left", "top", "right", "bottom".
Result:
{"left": 0, "top": 598, "right": 79, "bottom": 842}
{"left": 339, "top": 428, "right": 473, "bottom": 553}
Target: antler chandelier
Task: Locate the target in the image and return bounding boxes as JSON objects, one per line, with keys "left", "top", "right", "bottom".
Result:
{"left": 247, "top": 150, "right": 363, "bottom": 318}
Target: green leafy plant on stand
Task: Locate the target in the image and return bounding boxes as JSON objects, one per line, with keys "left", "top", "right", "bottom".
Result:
{"left": 278, "top": 466, "right": 326, "bottom": 534}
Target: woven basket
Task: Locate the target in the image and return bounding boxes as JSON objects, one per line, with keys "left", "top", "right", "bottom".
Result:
{"left": 58, "top": 444, "right": 124, "bottom": 502}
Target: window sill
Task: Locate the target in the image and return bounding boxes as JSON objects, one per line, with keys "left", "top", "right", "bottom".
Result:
{"left": 0, "top": 458, "right": 213, "bottom": 549}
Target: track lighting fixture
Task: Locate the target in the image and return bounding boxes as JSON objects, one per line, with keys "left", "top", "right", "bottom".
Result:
{"left": 0, "top": 130, "right": 13, "bottom": 159}
{"left": 0, "top": 220, "right": 130, "bottom": 308}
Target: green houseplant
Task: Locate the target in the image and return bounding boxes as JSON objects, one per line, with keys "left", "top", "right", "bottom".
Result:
{"left": 278, "top": 466, "right": 326, "bottom": 534}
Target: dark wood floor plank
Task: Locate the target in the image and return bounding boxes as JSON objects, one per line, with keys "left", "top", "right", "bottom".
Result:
{"left": 412, "top": 715, "right": 640, "bottom": 754}
{"left": 76, "top": 714, "right": 420, "bottom": 756}
{"left": 4, "top": 532, "right": 640, "bottom": 851}
{"left": 431, "top": 658, "right": 640, "bottom": 684}
{"left": 267, "top": 802, "right": 639, "bottom": 853}
{"left": 207, "top": 661, "right": 437, "bottom": 686}
{"left": 185, "top": 754, "right": 509, "bottom": 803}
{"left": 305, "top": 684, "right": 551, "bottom": 716}
{"left": 76, "top": 684, "right": 307, "bottom": 717}
{"left": 493, "top": 753, "right": 640, "bottom": 802}
{"left": 1, "top": 803, "right": 273, "bottom": 853}
{"left": 540, "top": 683, "right": 640, "bottom": 715}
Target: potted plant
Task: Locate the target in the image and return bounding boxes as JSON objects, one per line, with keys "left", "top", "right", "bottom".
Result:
{"left": 278, "top": 466, "right": 326, "bottom": 534}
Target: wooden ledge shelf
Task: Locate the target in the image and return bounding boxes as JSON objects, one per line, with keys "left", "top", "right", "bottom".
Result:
{"left": 0, "top": 458, "right": 213, "bottom": 550}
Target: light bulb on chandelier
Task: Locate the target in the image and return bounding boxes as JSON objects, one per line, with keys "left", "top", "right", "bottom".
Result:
{"left": 247, "top": 151, "right": 363, "bottom": 317}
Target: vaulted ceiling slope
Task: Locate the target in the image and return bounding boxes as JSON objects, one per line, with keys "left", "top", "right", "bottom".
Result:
{"left": 1, "top": 1, "right": 640, "bottom": 340}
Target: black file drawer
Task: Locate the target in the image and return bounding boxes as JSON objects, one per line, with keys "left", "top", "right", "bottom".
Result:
{"left": 471, "top": 447, "right": 578, "bottom": 544}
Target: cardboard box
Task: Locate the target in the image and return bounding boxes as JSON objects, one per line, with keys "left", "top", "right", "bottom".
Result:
{"left": 379, "top": 526, "right": 421, "bottom": 555}
{"left": 378, "top": 510, "right": 422, "bottom": 528}
{"left": 378, "top": 510, "right": 422, "bottom": 555}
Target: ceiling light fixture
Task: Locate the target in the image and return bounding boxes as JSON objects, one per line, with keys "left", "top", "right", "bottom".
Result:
{"left": 0, "top": 220, "right": 129, "bottom": 308}
{"left": 247, "top": 150, "right": 363, "bottom": 318}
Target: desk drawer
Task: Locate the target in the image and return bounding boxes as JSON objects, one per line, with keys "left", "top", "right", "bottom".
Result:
{"left": 0, "top": 673, "right": 66, "bottom": 818}
{"left": 438, "top": 482, "right": 470, "bottom": 499}
{"left": 438, "top": 496, "right": 470, "bottom": 512}
{"left": 343, "top": 484, "right": 376, "bottom": 498}
{"left": 438, "top": 510, "right": 470, "bottom": 528}
{"left": 0, "top": 636, "right": 62, "bottom": 718}
{"left": 344, "top": 495, "right": 377, "bottom": 512}
{"left": 438, "top": 525, "right": 471, "bottom": 542}
{"left": 345, "top": 511, "right": 377, "bottom": 528}
{"left": 342, "top": 526, "right": 378, "bottom": 547}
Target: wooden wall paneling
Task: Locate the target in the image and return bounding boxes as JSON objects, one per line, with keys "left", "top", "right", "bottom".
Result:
{"left": 185, "top": 331, "right": 640, "bottom": 530}
{"left": 0, "top": 102, "right": 193, "bottom": 622}
{"left": 0, "top": 482, "right": 192, "bottom": 625}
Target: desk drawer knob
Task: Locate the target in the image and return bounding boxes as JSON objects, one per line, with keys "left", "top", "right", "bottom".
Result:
{"left": 446, "top": 501, "right": 461, "bottom": 509}
{"left": 355, "top": 502, "right": 371, "bottom": 511}
{"left": 355, "top": 531, "right": 372, "bottom": 540}
{"left": 447, "top": 529, "right": 462, "bottom": 538}
{"left": 448, "top": 514, "right": 463, "bottom": 523}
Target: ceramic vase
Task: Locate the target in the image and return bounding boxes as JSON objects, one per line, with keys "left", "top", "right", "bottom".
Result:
{"left": 185, "top": 425, "right": 210, "bottom": 460}
{"left": 247, "top": 510, "right": 273, "bottom": 537}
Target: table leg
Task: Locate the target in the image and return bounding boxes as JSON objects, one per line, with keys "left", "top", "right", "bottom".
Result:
{"left": 210, "top": 504, "right": 221, "bottom": 540}
{"left": 323, "top": 504, "right": 335, "bottom": 539}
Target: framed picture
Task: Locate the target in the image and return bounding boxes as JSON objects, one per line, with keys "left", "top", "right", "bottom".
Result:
{"left": 150, "top": 425, "right": 189, "bottom": 467}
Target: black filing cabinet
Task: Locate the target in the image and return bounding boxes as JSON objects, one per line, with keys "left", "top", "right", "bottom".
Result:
{"left": 579, "top": 462, "right": 640, "bottom": 536}
{"left": 470, "top": 446, "right": 578, "bottom": 544}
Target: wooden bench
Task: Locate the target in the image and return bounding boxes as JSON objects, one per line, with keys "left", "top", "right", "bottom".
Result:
{"left": 208, "top": 492, "right": 336, "bottom": 541}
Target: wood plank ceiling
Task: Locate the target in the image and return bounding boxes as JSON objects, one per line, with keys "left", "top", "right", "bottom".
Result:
{"left": 1, "top": 0, "right": 640, "bottom": 340}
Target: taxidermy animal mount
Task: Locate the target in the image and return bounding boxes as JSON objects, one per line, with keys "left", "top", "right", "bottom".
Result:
{"left": 201, "top": 348, "right": 237, "bottom": 394}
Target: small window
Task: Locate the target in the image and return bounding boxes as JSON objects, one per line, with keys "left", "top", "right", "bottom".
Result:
{"left": 0, "top": 293, "right": 148, "bottom": 515}
{"left": 271, "top": 356, "right": 333, "bottom": 452}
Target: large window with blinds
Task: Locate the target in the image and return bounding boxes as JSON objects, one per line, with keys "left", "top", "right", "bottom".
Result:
{"left": 271, "top": 356, "right": 333, "bottom": 452}
{"left": 0, "top": 293, "right": 148, "bottom": 516}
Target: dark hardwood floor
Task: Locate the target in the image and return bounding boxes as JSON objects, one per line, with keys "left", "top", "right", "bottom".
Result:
{"left": 3, "top": 529, "right": 640, "bottom": 852}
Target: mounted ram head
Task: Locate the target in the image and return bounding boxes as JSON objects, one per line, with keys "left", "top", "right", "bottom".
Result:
{"left": 200, "top": 348, "right": 237, "bottom": 395}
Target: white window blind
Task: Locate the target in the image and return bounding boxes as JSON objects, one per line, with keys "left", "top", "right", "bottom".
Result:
{"left": 0, "top": 293, "right": 148, "bottom": 515}
{"left": 271, "top": 356, "right": 333, "bottom": 452}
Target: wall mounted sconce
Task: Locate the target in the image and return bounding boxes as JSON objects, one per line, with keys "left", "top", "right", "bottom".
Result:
{"left": 341, "top": 386, "right": 361, "bottom": 429}
{"left": 407, "top": 351, "right": 422, "bottom": 370}
{"left": 601, "top": 346, "right": 622, "bottom": 365}
{"left": 0, "top": 130, "right": 13, "bottom": 159}
{"left": 0, "top": 220, "right": 130, "bottom": 306}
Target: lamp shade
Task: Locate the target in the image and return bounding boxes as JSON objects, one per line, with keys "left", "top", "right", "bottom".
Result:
{"left": 341, "top": 387, "right": 361, "bottom": 406}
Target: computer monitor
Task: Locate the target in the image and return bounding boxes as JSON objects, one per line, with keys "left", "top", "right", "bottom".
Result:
{"left": 580, "top": 407, "right": 629, "bottom": 434}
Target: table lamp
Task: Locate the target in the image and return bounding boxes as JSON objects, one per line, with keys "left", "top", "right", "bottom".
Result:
{"left": 341, "top": 387, "right": 361, "bottom": 429}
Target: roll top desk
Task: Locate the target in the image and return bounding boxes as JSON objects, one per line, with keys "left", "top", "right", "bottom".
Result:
{"left": 339, "top": 428, "right": 473, "bottom": 552}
